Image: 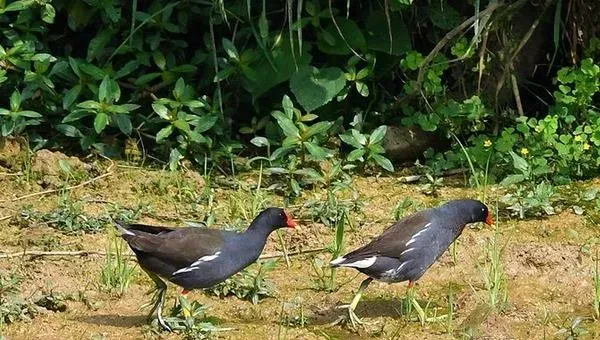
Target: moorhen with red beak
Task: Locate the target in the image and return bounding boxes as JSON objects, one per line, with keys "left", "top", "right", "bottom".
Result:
{"left": 115, "top": 207, "right": 296, "bottom": 330}
{"left": 330, "top": 199, "right": 493, "bottom": 326}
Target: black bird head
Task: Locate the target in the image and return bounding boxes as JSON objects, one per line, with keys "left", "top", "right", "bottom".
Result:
{"left": 447, "top": 199, "right": 494, "bottom": 226}
{"left": 249, "top": 207, "right": 297, "bottom": 232}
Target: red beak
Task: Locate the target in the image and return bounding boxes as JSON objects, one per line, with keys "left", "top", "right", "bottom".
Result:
{"left": 284, "top": 211, "right": 297, "bottom": 228}
{"left": 485, "top": 212, "right": 494, "bottom": 226}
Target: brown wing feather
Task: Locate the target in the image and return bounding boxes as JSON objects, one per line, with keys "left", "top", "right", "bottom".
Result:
{"left": 343, "top": 210, "right": 433, "bottom": 259}
{"left": 123, "top": 225, "right": 226, "bottom": 268}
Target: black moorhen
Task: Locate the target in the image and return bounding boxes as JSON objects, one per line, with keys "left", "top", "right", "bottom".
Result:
{"left": 330, "top": 199, "right": 493, "bottom": 326}
{"left": 115, "top": 207, "right": 296, "bottom": 330}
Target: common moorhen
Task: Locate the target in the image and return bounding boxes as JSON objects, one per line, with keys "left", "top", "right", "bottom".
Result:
{"left": 330, "top": 199, "right": 493, "bottom": 326}
{"left": 115, "top": 207, "right": 296, "bottom": 330}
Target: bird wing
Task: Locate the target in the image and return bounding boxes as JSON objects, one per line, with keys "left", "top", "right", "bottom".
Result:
{"left": 332, "top": 210, "right": 437, "bottom": 268}
{"left": 117, "top": 221, "right": 226, "bottom": 269}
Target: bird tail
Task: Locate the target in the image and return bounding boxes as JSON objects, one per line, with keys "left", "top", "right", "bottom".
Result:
{"left": 330, "top": 256, "right": 347, "bottom": 267}
{"left": 112, "top": 219, "right": 135, "bottom": 236}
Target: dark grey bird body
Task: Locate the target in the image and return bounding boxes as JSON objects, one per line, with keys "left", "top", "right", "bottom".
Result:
{"left": 331, "top": 199, "right": 493, "bottom": 284}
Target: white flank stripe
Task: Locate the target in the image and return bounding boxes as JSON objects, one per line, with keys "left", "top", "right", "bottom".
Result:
{"left": 330, "top": 257, "right": 346, "bottom": 266}
{"left": 190, "top": 251, "right": 221, "bottom": 267}
{"left": 405, "top": 222, "right": 432, "bottom": 247}
{"left": 341, "top": 256, "right": 378, "bottom": 269}
{"left": 172, "top": 251, "right": 221, "bottom": 275}
{"left": 400, "top": 248, "right": 415, "bottom": 256}
{"left": 114, "top": 223, "right": 135, "bottom": 236}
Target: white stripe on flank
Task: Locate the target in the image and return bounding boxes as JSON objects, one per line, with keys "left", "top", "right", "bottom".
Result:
{"left": 172, "top": 251, "right": 221, "bottom": 275}
{"left": 339, "top": 256, "right": 378, "bottom": 269}
{"left": 400, "top": 248, "right": 415, "bottom": 256}
{"left": 405, "top": 222, "right": 432, "bottom": 247}
{"left": 114, "top": 223, "right": 135, "bottom": 236}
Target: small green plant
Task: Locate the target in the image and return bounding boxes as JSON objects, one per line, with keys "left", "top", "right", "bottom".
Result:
{"left": 339, "top": 124, "right": 394, "bottom": 172}
{"left": 205, "top": 260, "right": 278, "bottom": 304}
{"left": 310, "top": 210, "right": 347, "bottom": 292}
{"left": 555, "top": 316, "right": 590, "bottom": 339}
{"left": 393, "top": 197, "right": 418, "bottom": 220}
{"left": 34, "top": 289, "right": 67, "bottom": 313}
{"left": 480, "top": 218, "right": 509, "bottom": 312}
{"left": 278, "top": 296, "right": 308, "bottom": 329}
{"left": 0, "top": 272, "right": 37, "bottom": 327}
{"left": 161, "top": 295, "right": 220, "bottom": 339}
{"left": 99, "top": 230, "right": 136, "bottom": 296}
{"left": 0, "top": 89, "right": 43, "bottom": 136}
{"left": 502, "top": 182, "right": 556, "bottom": 219}
{"left": 269, "top": 95, "right": 334, "bottom": 164}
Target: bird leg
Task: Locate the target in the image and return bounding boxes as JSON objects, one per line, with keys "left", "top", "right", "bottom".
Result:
{"left": 334, "top": 277, "right": 373, "bottom": 328}
{"left": 141, "top": 269, "right": 171, "bottom": 332}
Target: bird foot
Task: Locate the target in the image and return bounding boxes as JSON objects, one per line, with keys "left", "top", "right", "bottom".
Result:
{"left": 331, "top": 305, "right": 365, "bottom": 328}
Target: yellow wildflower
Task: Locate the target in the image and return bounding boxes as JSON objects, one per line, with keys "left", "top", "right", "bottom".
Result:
{"left": 484, "top": 139, "right": 492, "bottom": 148}
{"left": 574, "top": 135, "right": 582, "bottom": 142}
{"left": 584, "top": 143, "right": 591, "bottom": 151}
{"left": 520, "top": 148, "right": 529, "bottom": 156}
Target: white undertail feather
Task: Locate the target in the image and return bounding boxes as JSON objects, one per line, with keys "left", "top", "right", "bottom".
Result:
{"left": 330, "top": 257, "right": 346, "bottom": 266}
{"left": 172, "top": 251, "right": 222, "bottom": 275}
{"left": 331, "top": 256, "right": 378, "bottom": 269}
{"left": 113, "top": 222, "right": 135, "bottom": 236}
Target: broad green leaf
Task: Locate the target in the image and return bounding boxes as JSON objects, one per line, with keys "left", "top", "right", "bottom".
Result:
{"left": 41, "top": 3, "right": 55, "bottom": 23}
{"left": 173, "top": 78, "right": 185, "bottom": 99}
{"left": 347, "top": 148, "right": 366, "bottom": 161}
{"left": 9, "top": 91, "right": 21, "bottom": 111}
{"left": 4, "top": 1, "right": 30, "bottom": 12}
{"left": 87, "top": 28, "right": 114, "bottom": 62}
{"left": 339, "top": 133, "right": 362, "bottom": 149}
{"left": 152, "top": 50, "right": 166, "bottom": 70}
{"left": 351, "top": 129, "right": 367, "bottom": 145}
{"left": 114, "top": 114, "right": 132, "bottom": 135}
{"left": 135, "top": 72, "right": 162, "bottom": 86}
{"left": 194, "top": 115, "right": 218, "bottom": 133}
{"left": 300, "top": 113, "right": 319, "bottom": 122}
{"left": 77, "top": 100, "right": 102, "bottom": 110}
{"left": 152, "top": 103, "right": 170, "bottom": 120}
{"left": 94, "top": 112, "right": 109, "bottom": 133}
{"left": 63, "top": 85, "right": 82, "bottom": 109}
{"left": 366, "top": 10, "right": 411, "bottom": 55}
{"left": 251, "top": 136, "right": 270, "bottom": 148}
{"left": 114, "top": 60, "right": 140, "bottom": 79}
{"left": 371, "top": 154, "right": 394, "bottom": 172}
{"left": 271, "top": 111, "right": 300, "bottom": 138}
{"left": 509, "top": 151, "right": 529, "bottom": 174}
{"left": 304, "top": 121, "right": 332, "bottom": 139}
{"left": 156, "top": 125, "right": 174, "bottom": 142}
{"left": 222, "top": 38, "right": 239, "bottom": 60}
{"left": 17, "top": 110, "right": 42, "bottom": 118}
{"left": 56, "top": 124, "right": 82, "bottom": 137}
{"left": 369, "top": 125, "right": 387, "bottom": 145}
{"left": 168, "top": 148, "right": 183, "bottom": 171}
{"left": 173, "top": 119, "right": 191, "bottom": 132}
{"left": 304, "top": 142, "right": 330, "bottom": 160}
{"left": 290, "top": 66, "right": 346, "bottom": 112}
{"left": 317, "top": 18, "right": 367, "bottom": 55}
{"left": 79, "top": 63, "right": 105, "bottom": 80}
{"left": 500, "top": 174, "right": 526, "bottom": 186}
{"left": 282, "top": 95, "right": 294, "bottom": 118}
{"left": 355, "top": 81, "right": 369, "bottom": 97}
{"left": 62, "top": 110, "right": 93, "bottom": 123}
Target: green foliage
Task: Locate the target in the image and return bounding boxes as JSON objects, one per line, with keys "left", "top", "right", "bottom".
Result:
{"left": 99, "top": 230, "right": 136, "bottom": 297}
{"left": 0, "top": 272, "right": 37, "bottom": 326}
{"left": 340, "top": 124, "right": 394, "bottom": 172}
{"left": 162, "top": 296, "right": 219, "bottom": 339}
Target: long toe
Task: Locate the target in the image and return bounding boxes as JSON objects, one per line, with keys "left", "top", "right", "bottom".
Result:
{"left": 156, "top": 297, "right": 171, "bottom": 332}
{"left": 348, "top": 308, "right": 364, "bottom": 328}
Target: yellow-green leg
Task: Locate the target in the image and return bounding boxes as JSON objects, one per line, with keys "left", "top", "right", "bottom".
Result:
{"left": 142, "top": 269, "right": 171, "bottom": 331}
{"left": 336, "top": 277, "right": 373, "bottom": 327}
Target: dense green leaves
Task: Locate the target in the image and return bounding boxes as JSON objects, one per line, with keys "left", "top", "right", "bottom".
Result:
{"left": 290, "top": 66, "right": 346, "bottom": 112}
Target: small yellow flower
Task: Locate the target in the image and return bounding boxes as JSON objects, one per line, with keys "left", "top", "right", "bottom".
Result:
{"left": 584, "top": 143, "right": 591, "bottom": 151}
{"left": 535, "top": 125, "right": 543, "bottom": 133}
{"left": 484, "top": 139, "right": 492, "bottom": 148}
{"left": 520, "top": 148, "right": 529, "bottom": 156}
{"left": 574, "top": 135, "right": 582, "bottom": 142}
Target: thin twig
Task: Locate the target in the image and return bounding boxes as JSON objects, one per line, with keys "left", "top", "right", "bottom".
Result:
{"left": 0, "top": 172, "right": 113, "bottom": 203}
{"left": 0, "top": 216, "right": 11, "bottom": 222}
{"left": 511, "top": 74, "right": 524, "bottom": 116}
{"left": 0, "top": 247, "right": 327, "bottom": 260}
{"left": 416, "top": 1, "right": 502, "bottom": 91}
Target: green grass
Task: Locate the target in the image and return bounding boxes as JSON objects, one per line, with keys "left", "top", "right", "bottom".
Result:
{"left": 98, "top": 230, "right": 136, "bottom": 297}
{"left": 480, "top": 206, "right": 509, "bottom": 312}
